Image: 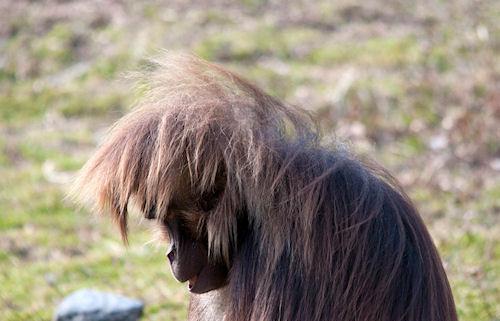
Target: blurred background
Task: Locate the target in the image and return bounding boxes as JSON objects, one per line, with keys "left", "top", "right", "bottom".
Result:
{"left": 0, "top": 0, "right": 499, "bottom": 320}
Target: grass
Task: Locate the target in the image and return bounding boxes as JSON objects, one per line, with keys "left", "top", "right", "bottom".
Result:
{"left": 0, "top": 1, "right": 498, "bottom": 320}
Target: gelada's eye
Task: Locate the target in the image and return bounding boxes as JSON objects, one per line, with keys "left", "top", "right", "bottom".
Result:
{"left": 145, "top": 207, "right": 156, "bottom": 220}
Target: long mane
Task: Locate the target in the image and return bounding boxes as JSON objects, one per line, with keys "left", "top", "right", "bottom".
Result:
{"left": 72, "top": 54, "right": 457, "bottom": 321}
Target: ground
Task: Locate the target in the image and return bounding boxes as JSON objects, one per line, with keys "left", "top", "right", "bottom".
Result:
{"left": 0, "top": 0, "right": 498, "bottom": 320}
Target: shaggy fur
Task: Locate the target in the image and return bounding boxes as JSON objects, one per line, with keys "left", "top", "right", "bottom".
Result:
{"left": 72, "top": 54, "right": 458, "bottom": 321}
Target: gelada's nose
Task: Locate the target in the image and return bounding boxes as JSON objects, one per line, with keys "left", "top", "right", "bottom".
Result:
{"left": 166, "top": 244, "right": 176, "bottom": 264}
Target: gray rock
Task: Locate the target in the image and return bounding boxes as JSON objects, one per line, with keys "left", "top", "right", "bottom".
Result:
{"left": 54, "top": 289, "right": 144, "bottom": 321}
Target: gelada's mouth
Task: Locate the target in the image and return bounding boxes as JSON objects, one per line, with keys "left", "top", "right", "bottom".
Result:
{"left": 188, "top": 274, "right": 198, "bottom": 291}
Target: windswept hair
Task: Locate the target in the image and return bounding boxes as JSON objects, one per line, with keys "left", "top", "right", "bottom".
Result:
{"left": 73, "top": 54, "right": 458, "bottom": 321}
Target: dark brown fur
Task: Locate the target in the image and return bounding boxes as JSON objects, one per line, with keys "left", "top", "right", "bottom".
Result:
{"left": 72, "top": 54, "right": 458, "bottom": 321}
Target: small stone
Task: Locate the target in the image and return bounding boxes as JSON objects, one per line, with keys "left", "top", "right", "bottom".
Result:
{"left": 54, "top": 289, "right": 144, "bottom": 321}
{"left": 428, "top": 134, "right": 448, "bottom": 150}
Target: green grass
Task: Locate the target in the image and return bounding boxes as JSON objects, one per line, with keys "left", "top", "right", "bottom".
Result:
{"left": 0, "top": 1, "right": 498, "bottom": 320}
